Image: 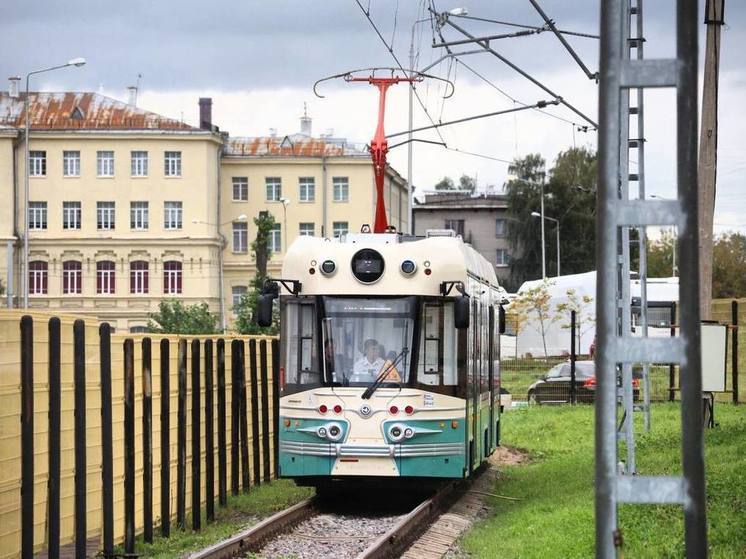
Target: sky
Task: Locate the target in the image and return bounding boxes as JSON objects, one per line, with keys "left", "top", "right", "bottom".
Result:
{"left": 2, "top": 0, "right": 745, "bottom": 235}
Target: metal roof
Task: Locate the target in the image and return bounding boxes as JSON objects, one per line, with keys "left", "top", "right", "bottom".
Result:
{"left": 0, "top": 92, "right": 196, "bottom": 131}
{"left": 224, "top": 133, "right": 368, "bottom": 157}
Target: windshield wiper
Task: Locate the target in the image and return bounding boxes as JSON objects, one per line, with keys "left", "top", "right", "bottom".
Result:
{"left": 361, "top": 347, "right": 408, "bottom": 400}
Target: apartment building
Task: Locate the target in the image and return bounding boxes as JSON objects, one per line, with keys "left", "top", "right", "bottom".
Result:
{"left": 0, "top": 89, "right": 408, "bottom": 331}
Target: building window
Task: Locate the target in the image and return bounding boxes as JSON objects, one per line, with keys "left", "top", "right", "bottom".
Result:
{"left": 332, "top": 221, "right": 349, "bottom": 237}
{"left": 164, "top": 151, "right": 182, "bottom": 177}
{"left": 63, "top": 202, "right": 82, "bottom": 230}
{"left": 130, "top": 325, "right": 148, "bottom": 333}
{"left": 232, "top": 286, "right": 247, "bottom": 307}
{"left": 496, "top": 249, "right": 509, "bottom": 267}
{"left": 97, "top": 151, "right": 114, "bottom": 176}
{"left": 28, "top": 202, "right": 47, "bottom": 230}
{"left": 97, "top": 202, "right": 115, "bottom": 230}
{"left": 232, "top": 177, "right": 248, "bottom": 201}
{"left": 269, "top": 224, "right": 281, "bottom": 253}
{"left": 29, "top": 151, "right": 46, "bottom": 176}
{"left": 62, "top": 261, "right": 82, "bottom": 294}
{"left": 299, "top": 177, "right": 315, "bottom": 202}
{"left": 233, "top": 222, "right": 248, "bottom": 253}
{"left": 130, "top": 202, "right": 149, "bottom": 230}
{"left": 332, "top": 177, "right": 349, "bottom": 202}
{"left": 96, "top": 261, "right": 116, "bottom": 294}
{"left": 163, "top": 261, "right": 183, "bottom": 294}
{"left": 130, "top": 260, "right": 149, "bottom": 294}
{"left": 164, "top": 201, "right": 183, "bottom": 229}
{"left": 131, "top": 151, "right": 148, "bottom": 176}
{"left": 63, "top": 151, "right": 81, "bottom": 177}
{"left": 496, "top": 218, "right": 507, "bottom": 237}
{"left": 445, "top": 219, "right": 465, "bottom": 237}
{"left": 299, "top": 222, "right": 315, "bottom": 237}
{"left": 266, "top": 177, "right": 282, "bottom": 201}
{"left": 29, "top": 261, "right": 48, "bottom": 295}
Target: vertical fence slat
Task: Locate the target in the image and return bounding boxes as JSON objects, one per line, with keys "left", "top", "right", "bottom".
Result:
{"left": 239, "top": 341, "right": 250, "bottom": 492}
{"left": 99, "top": 324, "right": 114, "bottom": 556}
{"left": 205, "top": 340, "right": 215, "bottom": 522}
{"left": 230, "top": 340, "right": 240, "bottom": 496}
{"left": 217, "top": 339, "right": 227, "bottom": 506}
{"left": 260, "top": 341, "right": 271, "bottom": 482}
{"left": 177, "top": 339, "right": 187, "bottom": 528}
{"left": 48, "top": 318, "right": 61, "bottom": 558}
{"left": 73, "top": 319, "right": 87, "bottom": 558}
{"left": 142, "top": 338, "right": 153, "bottom": 543}
{"left": 733, "top": 300, "right": 739, "bottom": 405}
{"left": 160, "top": 339, "right": 171, "bottom": 537}
{"left": 191, "top": 340, "right": 201, "bottom": 531}
{"left": 570, "top": 310, "right": 577, "bottom": 405}
{"left": 669, "top": 303, "right": 677, "bottom": 402}
{"left": 20, "top": 316, "right": 33, "bottom": 559}
{"left": 124, "top": 338, "right": 136, "bottom": 553}
{"left": 249, "top": 340, "right": 261, "bottom": 486}
{"left": 272, "top": 339, "right": 280, "bottom": 478}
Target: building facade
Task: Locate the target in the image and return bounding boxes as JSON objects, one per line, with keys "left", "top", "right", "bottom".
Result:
{"left": 413, "top": 191, "right": 515, "bottom": 285}
{"left": 0, "top": 90, "right": 408, "bottom": 331}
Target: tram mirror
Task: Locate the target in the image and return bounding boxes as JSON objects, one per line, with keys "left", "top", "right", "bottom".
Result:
{"left": 499, "top": 305, "right": 506, "bottom": 334}
{"left": 454, "top": 296, "right": 470, "bottom": 329}
{"left": 256, "top": 295, "right": 274, "bottom": 327}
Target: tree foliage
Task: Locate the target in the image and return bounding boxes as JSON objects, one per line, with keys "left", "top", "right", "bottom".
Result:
{"left": 712, "top": 232, "right": 746, "bottom": 298}
{"left": 643, "top": 230, "right": 677, "bottom": 278}
{"left": 555, "top": 289, "right": 595, "bottom": 352}
{"left": 147, "top": 300, "right": 219, "bottom": 335}
{"left": 434, "top": 176, "right": 455, "bottom": 190}
{"left": 433, "top": 174, "right": 476, "bottom": 193}
{"left": 512, "top": 279, "right": 557, "bottom": 358}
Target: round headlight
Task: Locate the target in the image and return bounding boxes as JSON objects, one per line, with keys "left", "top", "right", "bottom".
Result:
{"left": 400, "top": 259, "right": 417, "bottom": 276}
{"left": 317, "top": 426, "right": 328, "bottom": 438}
{"left": 351, "top": 248, "right": 385, "bottom": 284}
{"left": 390, "top": 426, "right": 402, "bottom": 438}
{"left": 404, "top": 427, "right": 414, "bottom": 439}
{"left": 328, "top": 424, "right": 342, "bottom": 440}
{"left": 320, "top": 259, "right": 336, "bottom": 275}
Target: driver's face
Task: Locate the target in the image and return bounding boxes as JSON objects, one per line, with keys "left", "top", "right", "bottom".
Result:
{"left": 366, "top": 344, "right": 379, "bottom": 361}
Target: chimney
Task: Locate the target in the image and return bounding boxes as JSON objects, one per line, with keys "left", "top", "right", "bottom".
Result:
{"left": 300, "top": 102, "right": 312, "bottom": 136}
{"left": 126, "top": 85, "right": 138, "bottom": 106}
{"left": 199, "top": 97, "right": 213, "bottom": 130}
{"left": 8, "top": 76, "right": 20, "bottom": 98}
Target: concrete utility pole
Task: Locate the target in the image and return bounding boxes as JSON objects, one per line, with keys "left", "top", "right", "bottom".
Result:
{"left": 698, "top": 0, "right": 725, "bottom": 320}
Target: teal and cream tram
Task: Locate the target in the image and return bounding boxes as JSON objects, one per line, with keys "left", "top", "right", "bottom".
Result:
{"left": 258, "top": 230, "right": 505, "bottom": 484}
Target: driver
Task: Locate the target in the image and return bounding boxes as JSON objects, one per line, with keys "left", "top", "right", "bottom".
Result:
{"left": 353, "top": 339, "right": 385, "bottom": 379}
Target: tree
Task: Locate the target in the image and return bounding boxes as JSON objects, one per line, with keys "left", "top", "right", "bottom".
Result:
{"left": 434, "top": 176, "right": 455, "bottom": 190}
{"left": 147, "top": 300, "right": 219, "bottom": 335}
{"left": 555, "top": 289, "right": 595, "bottom": 353}
{"left": 506, "top": 296, "right": 531, "bottom": 359}
{"left": 458, "top": 174, "right": 476, "bottom": 193}
{"left": 234, "top": 212, "right": 279, "bottom": 335}
{"left": 513, "top": 279, "right": 557, "bottom": 358}
{"left": 645, "top": 230, "right": 676, "bottom": 278}
{"left": 712, "top": 232, "right": 746, "bottom": 298}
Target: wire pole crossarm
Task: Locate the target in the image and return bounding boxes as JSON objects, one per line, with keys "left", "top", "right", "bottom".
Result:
{"left": 449, "top": 13, "right": 600, "bottom": 39}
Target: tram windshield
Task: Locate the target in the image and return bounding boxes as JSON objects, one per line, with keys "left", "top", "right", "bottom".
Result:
{"left": 322, "top": 296, "right": 417, "bottom": 387}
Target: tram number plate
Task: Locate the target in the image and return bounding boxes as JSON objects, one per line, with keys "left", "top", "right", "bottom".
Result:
{"left": 423, "top": 394, "right": 435, "bottom": 408}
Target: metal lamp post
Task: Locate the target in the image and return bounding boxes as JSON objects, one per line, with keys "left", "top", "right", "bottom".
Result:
{"left": 531, "top": 211, "right": 560, "bottom": 277}
{"left": 279, "top": 198, "right": 290, "bottom": 253}
{"left": 23, "top": 57, "right": 86, "bottom": 308}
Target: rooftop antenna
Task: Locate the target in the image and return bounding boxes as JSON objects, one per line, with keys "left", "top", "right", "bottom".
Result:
{"left": 314, "top": 67, "right": 453, "bottom": 233}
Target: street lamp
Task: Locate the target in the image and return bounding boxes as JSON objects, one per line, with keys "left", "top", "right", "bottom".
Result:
{"left": 23, "top": 57, "right": 86, "bottom": 308}
{"left": 531, "top": 211, "right": 560, "bottom": 277}
{"left": 279, "top": 198, "right": 290, "bottom": 253}
{"left": 192, "top": 214, "right": 247, "bottom": 226}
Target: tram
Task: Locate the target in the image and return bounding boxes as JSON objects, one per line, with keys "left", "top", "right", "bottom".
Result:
{"left": 257, "top": 228, "right": 505, "bottom": 485}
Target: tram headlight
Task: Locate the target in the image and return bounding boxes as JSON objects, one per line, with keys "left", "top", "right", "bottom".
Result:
{"left": 404, "top": 427, "right": 415, "bottom": 439}
{"left": 388, "top": 423, "right": 406, "bottom": 443}
{"left": 327, "top": 424, "right": 343, "bottom": 441}
{"left": 320, "top": 259, "right": 336, "bottom": 276}
{"left": 351, "top": 248, "right": 385, "bottom": 284}
{"left": 400, "top": 259, "right": 417, "bottom": 276}
{"left": 317, "top": 426, "right": 328, "bottom": 438}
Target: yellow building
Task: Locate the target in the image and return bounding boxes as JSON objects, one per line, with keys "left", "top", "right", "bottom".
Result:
{"left": 0, "top": 90, "right": 408, "bottom": 331}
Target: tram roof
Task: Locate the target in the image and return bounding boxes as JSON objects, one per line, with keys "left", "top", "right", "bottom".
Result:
{"left": 279, "top": 233, "right": 500, "bottom": 297}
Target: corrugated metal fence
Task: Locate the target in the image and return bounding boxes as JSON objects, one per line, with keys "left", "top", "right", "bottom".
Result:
{"left": 0, "top": 311, "right": 278, "bottom": 558}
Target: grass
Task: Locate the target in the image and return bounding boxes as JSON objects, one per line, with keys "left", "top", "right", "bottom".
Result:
{"left": 118, "top": 479, "right": 313, "bottom": 558}
{"left": 462, "top": 403, "right": 746, "bottom": 558}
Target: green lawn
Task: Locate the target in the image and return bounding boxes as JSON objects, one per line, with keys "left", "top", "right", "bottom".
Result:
{"left": 463, "top": 404, "right": 746, "bottom": 558}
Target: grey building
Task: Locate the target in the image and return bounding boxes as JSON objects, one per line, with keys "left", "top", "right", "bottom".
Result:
{"left": 413, "top": 191, "right": 516, "bottom": 285}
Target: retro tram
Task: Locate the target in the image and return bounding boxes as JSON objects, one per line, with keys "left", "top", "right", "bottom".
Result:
{"left": 258, "top": 228, "right": 505, "bottom": 486}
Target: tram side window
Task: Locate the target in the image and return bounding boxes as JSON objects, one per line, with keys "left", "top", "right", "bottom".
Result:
{"left": 418, "top": 302, "right": 456, "bottom": 386}
{"left": 283, "top": 302, "right": 320, "bottom": 391}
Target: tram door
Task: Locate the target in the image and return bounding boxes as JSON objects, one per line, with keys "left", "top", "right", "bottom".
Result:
{"left": 488, "top": 305, "right": 495, "bottom": 455}
{"left": 471, "top": 298, "right": 480, "bottom": 470}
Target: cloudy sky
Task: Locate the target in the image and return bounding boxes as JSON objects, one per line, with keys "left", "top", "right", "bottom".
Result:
{"left": 3, "top": 0, "right": 744, "bottom": 234}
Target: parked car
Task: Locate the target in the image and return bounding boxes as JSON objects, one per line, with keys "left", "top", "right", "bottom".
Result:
{"left": 527, "top": 360, "right": 639, "bottom": 405}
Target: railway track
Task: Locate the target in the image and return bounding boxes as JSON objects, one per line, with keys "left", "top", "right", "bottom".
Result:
{"left": 189, "top": 471, "right": 487, "bottom": 559}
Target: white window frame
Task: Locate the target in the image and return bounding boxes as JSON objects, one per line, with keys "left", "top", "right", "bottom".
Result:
{"left": 63, "top": 151, "right": 81, "bottom": 177}
{"left": 97, "top": 150, "right": 115, "bottom": 177}
{"left": 266, "top": 177, "right": 282, "bottom": 201}
{"left": 97, "top": 261, "right": 116, "bottom": 295}
{"left": 332, "top": 176, "right": 349, "bottom": 202}
{"left": 29, "top": 151, "right": 46, "bottom": 176}
{"left": 130, "top": 202, "right": 149, "bottom": 230}
{"left": 299, "top": 222, "right": 315, "bottom": 237}
{"left": 233, "top": 222, "right": 248, "bottom": 253}
{"left": 28, "top": 202, "right": 47, "bottom": 230}
{"left": 332, "top": 221, "right": 349, "bottom": 237}
{"left": 29, "top": 261, "right": 47, "bottom": 295}
{"left": 97, "top": 202, "right": 115, "bottom": 230}
{"left": 130, "top": 261, "right": 149, "bottom": 294}
{"left": 299, "top": 176, "right": 315, "bottom": 202}
{"left": 164, "top": 201, "right": 183, "bottom": 230}
{"left": 131, "top": 151, "right": 148, "bottom": 177}
{"left": 164, "top": 151, "right": 182, "bottom": 177}
{"left": 496, "top": 218, "right": 507, "bottom": 237}
{"left": 269, "top": 224, "right": 281, "bottom": 253}
{"left": 496, "top": 248, "right": 509, "bottom": 267}
{"left": 62, "top": 201, "right": 82, "bottom": 230}
{"left": 232, "top": 177, "right": 248, "bottom": 201}
{"left": 232, "top": 286, "right": 247, "bottom": 307}
{"left": 163, "top": 261, "right": 182, "bottom": 295}
{"left": 62, "top": 261, "right": 82, "bottom": 295}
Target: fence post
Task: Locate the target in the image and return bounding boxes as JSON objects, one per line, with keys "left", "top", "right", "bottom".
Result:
{"left": 249, "top": 339, "right": 261, "bottom": 486}
{"left": 669, "top": 302, "right": 677, "bottom": 402}
{"left": 176, "top": 339, "right": 187, "bottom": 528}
{"left": 239, "top": 341, "right": 250, "bottom": 492}
{"left": 204, "top": 339, "right": 215, "bottom": 522}
{"left": 230, "top": 340, "right": 240, "bottom": 495}
{"left": 159, "top": 338, "right": 171, "bottom": 537}
{"left": 142, "top": 338, "right": 153, "bottom": 543}
{"left": 123, "top": 338, "right": 135, "bottom": 553}
{"left": 48, "top": 318, "right": 61, "bottom": 559}
{"left": 20, "top": 316, "right": 33, "bottom": 559}
{"left": 733, "top": 300, "right": 739, "bottom": 405}
{"left": 272, "top": 339, "right": 280, "bottom": 478}
{"left": 260, "top": 340, "right": 271, "bottom": 483}
{"left": 100, "top": 324, "right": 114, "bottom": 557}
{"left": 73, "top": 320, "right": 87, "bottom": 558}
{"left": 217, "top": 339, "right": 227, "bottom": 506}
{"left": 570, "top": 311, "right": 577, "bottom": 405}
{"left": 191, "top": 339, "right": 201, "bottom": 531}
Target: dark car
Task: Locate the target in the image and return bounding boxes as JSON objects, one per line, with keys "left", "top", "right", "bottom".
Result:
{"left": 527, "top": 361, "right": 639, "bottom": 405}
